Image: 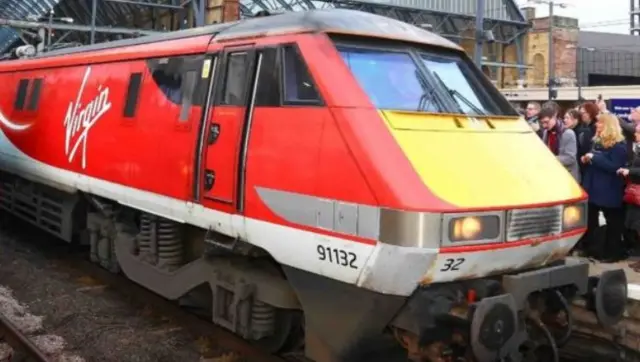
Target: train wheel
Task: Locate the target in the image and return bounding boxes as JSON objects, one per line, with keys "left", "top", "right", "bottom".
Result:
{"left": 251, "top": 308, "right": 303, "bottom": 354}
{"left": 520, "top": 317, "right": 559, "bottom": 362}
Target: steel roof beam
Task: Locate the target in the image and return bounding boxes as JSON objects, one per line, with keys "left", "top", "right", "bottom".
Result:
{"left": 103, "top": 0, "right": 184, "bottom": 10}
{"left": 320, "top": 0, "right": 529, "bottom": 27}
{"left": 502, "top": 0, "right": 526, "bottom": 23}
{"left": 0, "top": 18, "right": 161, "bottom": 35}
{"left": 238, "top": 0, "right": 530, "bottom": 42}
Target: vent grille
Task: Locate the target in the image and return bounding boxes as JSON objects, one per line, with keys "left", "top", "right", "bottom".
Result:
{"left": 506, "top": 206, "right": 562, "bottom": 241}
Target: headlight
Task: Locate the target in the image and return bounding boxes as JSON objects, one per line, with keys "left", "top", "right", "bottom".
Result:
{"left": 448, "top": 215, "right": 501, "bottom": 242}
{"left": 563, "top": 203, "right": 587, "bottom": 231}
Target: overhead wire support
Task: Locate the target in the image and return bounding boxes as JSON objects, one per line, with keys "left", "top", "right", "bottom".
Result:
{"left": 0, "top": 18, "right": 162, "bottom": 36}
{"left": 91, "top": 0, "right": 97, "bottom": 44}
{"left": 103, "top": 0, "right": 185, "bottom": 10}
{"left": 473, "top": 0, "right": 485, "bottom": 67}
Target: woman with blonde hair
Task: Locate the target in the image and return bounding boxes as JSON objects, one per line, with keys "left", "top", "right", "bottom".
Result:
{"left": 580, "top": 113, "right": 628, "bottom": 262}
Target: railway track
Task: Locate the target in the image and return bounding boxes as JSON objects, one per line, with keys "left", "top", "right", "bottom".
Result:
{"left": 0, "top": 312, "right": 50, "bottom": 362}
{"left": 66, "top": 252, "right": 302, "bottom": 362}
{"left": 66, "top": 255, "right": 295, "bottom": 362}
{"left": 0, "top": 214, "right": 303, "bottom": 362}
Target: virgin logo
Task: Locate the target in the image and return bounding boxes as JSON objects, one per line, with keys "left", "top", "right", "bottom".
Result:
{"left": 63, "top": 66, "right": 112, "bottom": 169}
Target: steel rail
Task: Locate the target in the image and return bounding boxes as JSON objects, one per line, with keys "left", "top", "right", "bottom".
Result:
{"left": 0, "top": 312, "right": 50, "bottom": 362}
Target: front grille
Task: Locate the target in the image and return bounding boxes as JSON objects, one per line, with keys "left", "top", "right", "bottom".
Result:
{"left": 506, "top": 206, "right": 562, "bottom": 241}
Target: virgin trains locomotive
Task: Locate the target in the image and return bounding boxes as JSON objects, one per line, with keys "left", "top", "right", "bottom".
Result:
{"left": 0, "top": 9, "right": 629, "bottom": 362}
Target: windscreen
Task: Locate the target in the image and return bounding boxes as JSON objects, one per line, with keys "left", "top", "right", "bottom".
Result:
{"left": 337, "top": 44, "right": 514, "bottom": 117}
{"left": 419, "top": 53, "right": 490, "bottom": 115}
{"left": 338, "top": 48, "right": 442, "bottom": 113}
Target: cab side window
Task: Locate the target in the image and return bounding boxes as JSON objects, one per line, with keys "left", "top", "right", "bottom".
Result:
{"left": 149, "top": 57, "right": 184, "bottom": 104}
{"left": 14, "top": 79, "right": 29, "bottom": 110}
{"left": 146, "top": 55, "right": 205, "bottom": 121}
{"left": 27, "top": 78, "right": 43, "bottom": 111}
{"left": 282, "top": 45, "right": 322, "bottom": 105}
{"left": 255, "top": 47, "right": 280, "bottom": 107}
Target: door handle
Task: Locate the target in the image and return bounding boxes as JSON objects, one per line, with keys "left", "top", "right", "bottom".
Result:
{"left": 204, "top": 169, "right": 216, "bottom": 191}
{"left": 207, "top": 123, "right": 220, "bottom": 145}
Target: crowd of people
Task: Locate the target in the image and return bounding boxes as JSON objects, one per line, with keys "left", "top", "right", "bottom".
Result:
{"left": 521, "top": 100, "right": 640, "bottom": 266}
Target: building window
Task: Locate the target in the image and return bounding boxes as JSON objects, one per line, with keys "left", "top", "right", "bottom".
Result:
{"left": 533, "top": 53, "right": 546, "bottom": 86}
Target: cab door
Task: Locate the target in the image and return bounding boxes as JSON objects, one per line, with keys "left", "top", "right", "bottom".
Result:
{"left": 197, "top": 46, "right": 258, "bottom": 207}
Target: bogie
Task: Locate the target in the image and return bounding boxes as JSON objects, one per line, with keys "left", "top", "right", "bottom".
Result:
{"left": 1, "top": 171, "right": 303, "bottom": 355}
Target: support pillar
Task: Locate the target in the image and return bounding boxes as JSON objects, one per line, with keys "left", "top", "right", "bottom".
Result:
{"left": 192, "top": 0, "right": 206, "bottom": 27}
{"left": 474, "top": 0, "right": 486, "bottom": 67}
{"left": 90, "top": 0, "right": 97, "bottom": 44}
{"left": 548, "top": 1, "right": 555, "bottom": 100}
{"left": 515, "top": 35, "right": 525, "bottom": 80}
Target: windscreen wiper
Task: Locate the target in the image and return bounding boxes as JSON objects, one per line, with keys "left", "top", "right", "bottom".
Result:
{"left": 415, "top": 70, "right": 440, "bottom": 112}
{"left": 432, "top": 72, "right": 487, "bottom": 116}
{"left": 417, "top": 88, "right": 438, "bottom": 112}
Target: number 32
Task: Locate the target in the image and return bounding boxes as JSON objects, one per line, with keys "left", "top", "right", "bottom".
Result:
{"left": 440, "top": 258, "right": 465, "bottom": 272}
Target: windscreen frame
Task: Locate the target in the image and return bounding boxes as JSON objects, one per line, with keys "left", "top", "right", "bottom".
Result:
{"left": 329, "top": 34, "right": 519, "bottom": 117}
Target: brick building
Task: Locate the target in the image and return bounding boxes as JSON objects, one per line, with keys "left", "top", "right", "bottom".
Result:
{"left": 500, "top": 6, "right": 640, "bottom": 90}
{"left": 498, "top": 6, "right": 578, "bottom": 89}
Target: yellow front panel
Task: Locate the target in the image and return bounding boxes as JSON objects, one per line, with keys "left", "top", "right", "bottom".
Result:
{"left": 381, "top": 111, "right": 584, "bottom": 209}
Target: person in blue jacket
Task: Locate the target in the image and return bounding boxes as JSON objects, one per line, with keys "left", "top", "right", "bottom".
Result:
{"left": 580, "top": 113, "right": 628, "bottom": 262}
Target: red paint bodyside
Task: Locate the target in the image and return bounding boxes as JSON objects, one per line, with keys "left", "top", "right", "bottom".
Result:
{"left": 0, "top": 58, "right": 202, "bottom": 200}
{"left": 203, "top": 106, "right": 246, "bottom": 205}
{"left": 0, "top": 31, "right": 453, "bottom": 247}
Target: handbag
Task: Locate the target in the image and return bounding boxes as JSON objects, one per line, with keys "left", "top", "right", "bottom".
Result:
{"left": 623, "top": 182, "right": 640, "bottom": 205}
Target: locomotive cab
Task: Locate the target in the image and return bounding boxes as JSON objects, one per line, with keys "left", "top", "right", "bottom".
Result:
{"left": 266, "top": 24, "right": 628, "bottom": 362}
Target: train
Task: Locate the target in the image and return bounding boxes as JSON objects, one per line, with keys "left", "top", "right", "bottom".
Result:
{"left": 0, "top": 8, "right": 629, "bottom": 362}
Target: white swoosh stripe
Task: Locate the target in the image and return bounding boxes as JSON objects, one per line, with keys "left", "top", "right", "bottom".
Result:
{"left": 0, "top": 110, "right": 33, "bottom": 131}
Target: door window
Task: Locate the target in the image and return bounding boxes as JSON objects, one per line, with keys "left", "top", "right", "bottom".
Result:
{"left": 255, "top": 48, "right": 281, "bottom": 106}
{"left": 222, "top": 52, "right": 249, "bottom": 106}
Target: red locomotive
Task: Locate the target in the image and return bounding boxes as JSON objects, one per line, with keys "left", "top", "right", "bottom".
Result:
{"left": 0, "top": 9, "right": 628, "bottom": 362}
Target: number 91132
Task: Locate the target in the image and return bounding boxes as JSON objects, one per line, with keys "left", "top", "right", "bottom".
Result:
{"left": 317, "top": 245, "right": 358, "bottom": 269}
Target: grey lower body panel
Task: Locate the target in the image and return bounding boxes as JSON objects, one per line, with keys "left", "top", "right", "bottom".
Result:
{"left": 285, "top": 258, "right": 627, "bottom": 362}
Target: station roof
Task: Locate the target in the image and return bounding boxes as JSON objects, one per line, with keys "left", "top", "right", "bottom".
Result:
{"left": 34, "top": 8, "right": 461, "bottom": 60}
{"left": 0, "top": 0, "right": 162, "bottom": 54}
{"left": 240, "top": 0, "right": 529, "bottom": 44}
{"left": 0, "top": 0, "right": 529, "bottom": 56}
